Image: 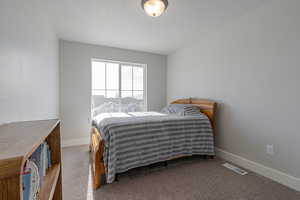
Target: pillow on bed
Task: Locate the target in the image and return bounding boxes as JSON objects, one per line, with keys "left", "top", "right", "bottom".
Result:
{"left": 161, "top": 104, "right": 202, "bottom": 116}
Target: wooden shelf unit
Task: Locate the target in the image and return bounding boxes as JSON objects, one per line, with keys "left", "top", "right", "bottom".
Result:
{"left": 39, "top": 164, "right": 61, "bottom": 200}
{"left": 0, "top": 119, "right": 62, "bottom": 200}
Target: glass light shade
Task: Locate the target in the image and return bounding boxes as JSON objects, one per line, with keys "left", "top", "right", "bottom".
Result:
{"left": 142, "top": 0, "right": 168, "bottom": 17}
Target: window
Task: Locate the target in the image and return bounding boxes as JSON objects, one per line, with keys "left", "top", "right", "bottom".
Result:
{"left": 92, "top": 59, "right": 146, "bottom": 116}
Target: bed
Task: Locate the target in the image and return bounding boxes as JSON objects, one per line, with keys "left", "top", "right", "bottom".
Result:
{"left": 90, "top": 98, "right": 217, "bottom": 189}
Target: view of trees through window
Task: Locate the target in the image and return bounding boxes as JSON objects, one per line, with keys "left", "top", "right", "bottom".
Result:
{"left": 92, "top": 60, "right": 146, "bottom": 116}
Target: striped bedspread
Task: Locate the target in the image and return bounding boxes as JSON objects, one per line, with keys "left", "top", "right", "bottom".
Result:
{"left": 93, "top": 112, "right": 214, "bottom": 183}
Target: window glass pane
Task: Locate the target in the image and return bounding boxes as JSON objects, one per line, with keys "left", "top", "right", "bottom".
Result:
{"left": 93, "top": 99, "right": 119, "bottom": 114}
{"left": 92, "top": 61, "right": 105, "bottom": 89}
{"left": 133, "top": 91, "right": 143, "bottom": 100}
{"left": 121, "top": 90, "right": 132, "bottom": 98}
{"left": 121, "top": 66, "right": 132, "bottom": 90}
{"left": 133, "top": 67, "right": 143, "bottom": 90}
{"left": 92, "top": 90, "right": 107, "bottom": 115}
{"left": 120, "top": 95, "right": 143, "bottom": 112}
{"left": 106, "top": 63, "right": 119, "bottom": 90}
{"left": 92, "top": 61, "right": 146, "bottom": 115}
{"left": 92, "top": 90, "right": 105, "bottom": 96}
{"left": 92, "top": 91, "right": 120, "bottom": 115}
{"left": 107, "top": 90, "right": 119, "bottom": 98}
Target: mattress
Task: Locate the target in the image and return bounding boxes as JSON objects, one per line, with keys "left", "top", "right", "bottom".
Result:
{"left": 93, "top": 112, "right": 214, "bottom": 183}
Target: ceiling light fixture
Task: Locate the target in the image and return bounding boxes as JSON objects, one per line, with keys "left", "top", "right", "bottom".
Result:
{"left": 141, "top": 0, "right": 168, "bottom": 17}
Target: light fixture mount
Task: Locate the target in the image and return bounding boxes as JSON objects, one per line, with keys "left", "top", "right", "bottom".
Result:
{"left": 141, "top": 0, "right": 169, "bottom": 17}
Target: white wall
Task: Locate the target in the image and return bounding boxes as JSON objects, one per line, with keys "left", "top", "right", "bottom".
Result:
{"left": 0, "top": 0, "right": 59, "bottom": 124}
{"left": 167, "top": 0, "right": 300, "bottom": 178}
{"left": 60, "top": 40, "right": 167, "bottom": 143}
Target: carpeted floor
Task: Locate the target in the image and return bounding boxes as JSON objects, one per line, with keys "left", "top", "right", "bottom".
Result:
{"left": 62, "top": 145, "right": 300, "bottom": 200}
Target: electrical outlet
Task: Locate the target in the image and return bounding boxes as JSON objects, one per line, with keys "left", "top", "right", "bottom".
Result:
{"left": 266, "top": 144, "right": 274, "bottom": 155}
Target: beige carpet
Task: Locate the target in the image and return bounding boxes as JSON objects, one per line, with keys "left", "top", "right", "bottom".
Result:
{"left": 62, "top": 145, "right": 300, "bottom": 200}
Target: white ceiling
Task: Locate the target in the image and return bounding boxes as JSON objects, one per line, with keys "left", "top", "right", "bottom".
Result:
{"left": 46, "top": 0, "right": 267, "bottom": 55}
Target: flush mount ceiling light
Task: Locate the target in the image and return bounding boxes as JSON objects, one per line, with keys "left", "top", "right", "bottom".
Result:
{"left": 141, "top": 0, "right": 169, "bottom": 17}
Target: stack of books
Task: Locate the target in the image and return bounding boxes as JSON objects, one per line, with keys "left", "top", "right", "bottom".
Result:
{"left": 22, "top": 142, "right": 52, "bottom": 200}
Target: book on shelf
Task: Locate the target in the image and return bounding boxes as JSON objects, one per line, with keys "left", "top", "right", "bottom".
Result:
{"left": 23, "top": 160, "right": 40, "bottom": 200}
{"left": 22, "top": 165, "right": 31, "bottom": 200}
{"left": 23, "top": 141, "right": 52, "bottom": 199}
{"left": 47, "top": 143, "right": 52, "bottom": 168}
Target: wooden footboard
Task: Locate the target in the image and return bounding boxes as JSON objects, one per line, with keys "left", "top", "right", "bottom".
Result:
{"left": 90, "top": 127, "right": 106, "bottom": 189}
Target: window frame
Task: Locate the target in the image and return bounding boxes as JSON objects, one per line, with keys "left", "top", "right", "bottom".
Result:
{"left": 91, "top": 58, "right": 148, "bottom": 113}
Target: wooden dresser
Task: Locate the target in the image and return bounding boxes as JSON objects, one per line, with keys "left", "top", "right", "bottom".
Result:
{"left": 0, "top": 119, "right": 62, "bottom": 200}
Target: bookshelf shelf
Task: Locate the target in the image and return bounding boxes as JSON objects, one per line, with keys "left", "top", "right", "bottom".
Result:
{"left": 0, "top": 119, "right": 62, "bottom": 200}
{"left": 39, "top": 164, "right": 61, "bottom": 200}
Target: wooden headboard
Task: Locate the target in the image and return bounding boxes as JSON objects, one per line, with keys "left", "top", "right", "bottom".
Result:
{"left": 171, "top": 98, "right": 217, "bottom": 129}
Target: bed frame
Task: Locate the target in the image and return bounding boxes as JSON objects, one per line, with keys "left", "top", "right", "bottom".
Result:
{"left": 90, "top": 98, "right": 217, "bottom": 189}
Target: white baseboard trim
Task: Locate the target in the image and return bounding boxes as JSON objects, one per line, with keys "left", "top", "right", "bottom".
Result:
{"left": 215, "top": 147, "right": 300, "bottom": 192}
{"left": 62, "top": 137, "right": 90, "bottom": 148}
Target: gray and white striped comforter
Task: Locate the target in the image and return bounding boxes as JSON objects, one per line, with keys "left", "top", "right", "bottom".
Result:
{"left": 93, "top": 112, "right": 214, "bottom": 183}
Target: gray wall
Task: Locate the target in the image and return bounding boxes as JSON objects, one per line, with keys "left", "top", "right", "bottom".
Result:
{"left": 167, "top": 0, "right": 300, "bottom": 178}
{"left": 60, "top": 40, "right": 167, "bottom": 142}
{"left": 0, "top": 0, "right": 59, "bottom": 124}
